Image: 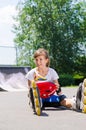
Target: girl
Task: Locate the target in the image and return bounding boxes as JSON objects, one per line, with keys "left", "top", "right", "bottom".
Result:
{"left": 25, "top": 48, "right": 75, "bottom": 111}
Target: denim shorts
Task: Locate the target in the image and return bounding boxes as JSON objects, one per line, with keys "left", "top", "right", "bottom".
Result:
{"left": 42, "top": 94, "right": 67, "bottom": 106}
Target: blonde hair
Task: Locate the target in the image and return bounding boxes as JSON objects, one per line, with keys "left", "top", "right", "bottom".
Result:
{"left": 34, "top": 48, "right": 50, "bottom": 67}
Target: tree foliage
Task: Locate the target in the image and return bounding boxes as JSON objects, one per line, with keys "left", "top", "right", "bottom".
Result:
{"left": 13, "top": 0, "right": 86, "bottom": 76}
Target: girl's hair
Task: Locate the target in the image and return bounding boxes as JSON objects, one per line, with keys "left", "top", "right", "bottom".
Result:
{"left": 34, "top": 48, "right": 50, "bottom": 67}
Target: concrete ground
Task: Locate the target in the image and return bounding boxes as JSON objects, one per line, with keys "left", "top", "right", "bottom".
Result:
{"left": 0, "top": 87, "right": 86, "bottom": 130}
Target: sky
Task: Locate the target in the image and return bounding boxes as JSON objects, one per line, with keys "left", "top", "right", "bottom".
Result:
{"left": 0, "top": 0, "right": 23, "bottom": 65}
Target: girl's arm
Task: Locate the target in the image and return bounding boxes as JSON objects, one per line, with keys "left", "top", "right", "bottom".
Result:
{"left": 53, "top": 79, "right": 62, "bottom": 95}
{"left": 53, "top": 79, "right": 60, "bottom": 90}
{"left": 28, "top": 80, "right": 31, "bottom": 89}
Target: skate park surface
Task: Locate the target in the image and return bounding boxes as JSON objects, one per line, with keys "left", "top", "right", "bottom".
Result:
{"left": 0, "top": 87, "right": 86, "bottom": 130}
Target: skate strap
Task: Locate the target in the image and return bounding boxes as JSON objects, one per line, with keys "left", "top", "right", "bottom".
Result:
{"left": 36, "top": 81, "right": 57, "bottom": 98}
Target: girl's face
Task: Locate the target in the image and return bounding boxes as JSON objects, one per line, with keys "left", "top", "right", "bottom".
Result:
{"left": 35, "top": 55, "right": 48, "bottom": 68}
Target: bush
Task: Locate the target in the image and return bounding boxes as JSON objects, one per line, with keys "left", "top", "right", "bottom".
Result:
{"left": 73, "top": 74, "right": 84, "bottom": 85}
{"left": 59, "top": 74, "right": 75, "bottom": 86}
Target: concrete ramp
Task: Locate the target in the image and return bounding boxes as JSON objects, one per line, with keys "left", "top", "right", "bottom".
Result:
{"left": 0, "top": 66, "right": 31, "bottom": 92}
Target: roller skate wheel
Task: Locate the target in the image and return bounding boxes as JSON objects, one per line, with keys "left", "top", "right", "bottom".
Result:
{"left": 84, "top": 79, "right": 86, "bottom": 87}
{"left": 82, "top": 105, "right": 86, "bottom": 113}
{"left": 36, "top": 107, "right": 41, "bottom": 116}
{"left": 35, "top": 98, "right": 39, "bottom": 106}
{"left": 83, "top": 96, "right": 86, "bottom": 105}
{"left": 33, "top": 90, "right": 38, "bottom": 97}
{"left": 84, "top": 88, "right": 86, "bottom": 96}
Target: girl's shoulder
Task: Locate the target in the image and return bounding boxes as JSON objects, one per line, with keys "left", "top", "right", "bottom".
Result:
{"left": 25, "top": 68, "right": 36, "bottom": 80}
{"left": 28, "top": 68, "right": 36, "bottom": 74}
{"left": 49, "top": 67, "right": 59, "bottom": 79}
{"left": 49, "top": 67, "right": 56, "bottom": 72}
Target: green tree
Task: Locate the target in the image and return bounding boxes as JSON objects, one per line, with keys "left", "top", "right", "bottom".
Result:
{"left": 75, "top": 55, "right": 86, "bottom": 77}
{"left": 13, "top": 0, "right": 86, "bottom": 75}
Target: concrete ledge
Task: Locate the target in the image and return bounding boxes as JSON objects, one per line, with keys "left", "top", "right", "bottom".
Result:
{"left": 0, "top": 66, "right": 31, "bottom": 74}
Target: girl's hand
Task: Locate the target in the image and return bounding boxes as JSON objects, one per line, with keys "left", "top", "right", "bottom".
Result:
{"left": 54, "top": 80, "right": 62, "bottom": 95}
{"left": 54, "top": 80, "right": 60, "bottom": 90}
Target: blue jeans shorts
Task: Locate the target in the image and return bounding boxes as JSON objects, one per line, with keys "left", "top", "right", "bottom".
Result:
{"left": 42, "top": 94, "right": 67, "bottom": 107}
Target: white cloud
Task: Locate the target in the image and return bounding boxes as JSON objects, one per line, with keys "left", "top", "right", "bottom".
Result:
{"left": 0, "top": 5, "right": 18, "bottom": 46}
{"left": 0, "top": 47, "right": 16, "bottom": 65}
{"left": 0, "top": 2, "right": 19, "bottom": 65}
{"left": 0, "top": 5, "right": 17, "bottom": 25}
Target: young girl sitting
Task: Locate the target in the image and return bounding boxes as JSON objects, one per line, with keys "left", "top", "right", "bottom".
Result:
{"left": 25, "top": 48, "right": 86, "bottom": 113}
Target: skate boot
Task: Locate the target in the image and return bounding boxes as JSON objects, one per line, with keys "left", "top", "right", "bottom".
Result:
{"left": 28, "top": 88, "right": 35, "bottom": 113}
{"left": 76, "top": 83, "right": 82, "bottom": 110}
{"left": 31, "top": 80, "right": 42, "bottom": 116}
{"left": 81, "top": 79, "right": 86, "bottom": 113}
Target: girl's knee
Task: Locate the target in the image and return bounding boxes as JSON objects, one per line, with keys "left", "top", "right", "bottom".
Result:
{"left": 60, "top": 99, "right": 72, "bottom": 108}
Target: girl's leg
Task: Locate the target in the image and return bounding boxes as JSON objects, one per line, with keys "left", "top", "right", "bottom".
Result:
{"left": 60, "top": 98, "right": 73, "bottom": 108}
{"left": 58, "top": 94, "right": 73, "bottom": 108}
{"left": 42, "top": 95, "right": 60, "bottom": 108}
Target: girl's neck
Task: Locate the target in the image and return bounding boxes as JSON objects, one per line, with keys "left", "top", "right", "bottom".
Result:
{"left": 36, "top": 67, "right": 49, "bottom": 77}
